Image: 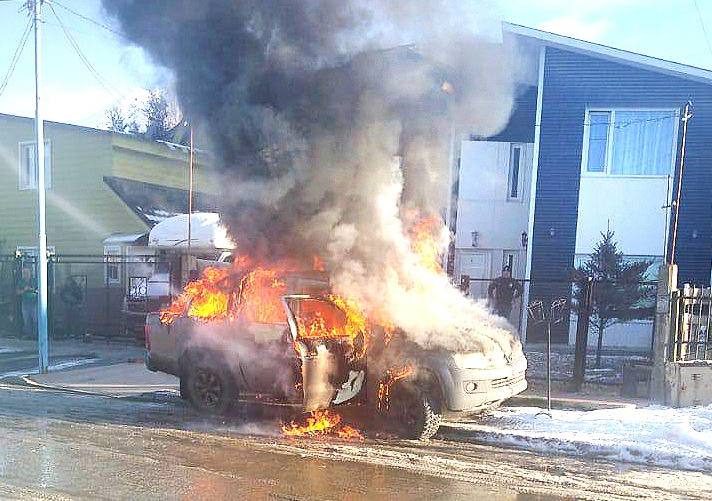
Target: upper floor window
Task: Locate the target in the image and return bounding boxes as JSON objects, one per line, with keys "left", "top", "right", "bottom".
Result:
{"left": 508, "top": 143, "right": 524, "bottom": 201}
{"left": 19, "top": 141, "right": 52, "bottom": 190}
{"left": 583, "top": 109, "right": 678, "bottom": 176}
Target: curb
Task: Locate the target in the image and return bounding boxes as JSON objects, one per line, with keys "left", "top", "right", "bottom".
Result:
{"left": 507, "top": 394, "right": 637, "bottom": 410}
{"left": 20, "top": 376, "right": 180, "bottom": 403}
{"left": 20, "top": 374, "right": 180, "bottom": 404}
{"left": 21, "top": 375, "right": 123, "bottom": 399}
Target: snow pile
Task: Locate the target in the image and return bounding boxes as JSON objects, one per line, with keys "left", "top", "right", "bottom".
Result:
{"left": 449, "top": 405, "right": 712, "bottom": 472}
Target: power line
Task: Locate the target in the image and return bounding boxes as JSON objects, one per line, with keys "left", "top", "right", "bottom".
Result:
{"left": 0, "top": 16, "right": 33, "bottom": 100}
{"left": 693, "top": 0, "right": 712, "bottom": 62}
{"left": 48, "top": 3, "right": 126, "bottom": 102}
{"left": 50, "top": 0, "right": 127, "bottom": 40}
{"left": 582, "top": 113, "right": 680, "bottom": 129}
{"left": 43, "top": 20, "right": 123, "bottom": 42}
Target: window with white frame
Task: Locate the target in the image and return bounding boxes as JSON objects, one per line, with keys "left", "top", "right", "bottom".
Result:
{"left": 582, "top": 109, "right": 678, "bottom": 176}
{"left": 507, "top": 143, "right": 524, "bottom": 201}
{"left": 104, "top": 246, "right": 122, "bottom": 285}
{"left": 19, "top": 141, "right": 52, "bottom": 190}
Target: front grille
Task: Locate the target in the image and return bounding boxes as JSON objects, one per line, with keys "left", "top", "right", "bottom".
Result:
{"left": 491, "top": 371, "right": 526, "bottom": 389}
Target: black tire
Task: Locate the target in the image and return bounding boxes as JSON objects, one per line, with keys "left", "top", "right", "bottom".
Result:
{"left": 389, "top": 384, "right": 442, "bottom": 441}
{"left": 183, "top": 355, "right": 237, "bottom": 414}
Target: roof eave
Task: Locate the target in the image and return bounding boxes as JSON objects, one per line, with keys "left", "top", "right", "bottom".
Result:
{"left": 504, "top": 22, "right": 712, "bottom": 85}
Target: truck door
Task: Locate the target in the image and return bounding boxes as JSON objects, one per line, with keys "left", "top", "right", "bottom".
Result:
{"left": 282, "top": 295, "right": 365, "bottom": 412}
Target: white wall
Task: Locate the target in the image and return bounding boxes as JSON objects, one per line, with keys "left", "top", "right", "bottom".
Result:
{"left": 576, "top": 176, "right": 671, "bottom": 256}
{"left": 455, "top": 140, "right": 533, "bottom": 282}
{"left": 574, "top": 176, "right": 669, "bottom": 350}
{"left": 569, "top": 314, "right": 653, "bottom": 350}
{"left": 456, "top": 141, "right": 533, "bottom": 251}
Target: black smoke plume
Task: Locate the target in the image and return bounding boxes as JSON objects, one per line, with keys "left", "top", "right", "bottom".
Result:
{"left": 103, "top": 0, "right": 524, "bottom": 358}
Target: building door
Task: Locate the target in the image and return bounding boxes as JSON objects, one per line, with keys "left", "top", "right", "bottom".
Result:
{"left": 459, "top": 251, "right": 490, "bottom": 299}
{"left": 502, "top": 250, "right": 525, "bottom": 279}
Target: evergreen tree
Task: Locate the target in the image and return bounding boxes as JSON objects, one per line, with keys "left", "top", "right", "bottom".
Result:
{"left": 574, "top": 230, "right": 655, "bottom": 367}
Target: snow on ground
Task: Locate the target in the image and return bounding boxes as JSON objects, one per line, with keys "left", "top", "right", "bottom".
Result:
{"left": 0, "top": 358, "right": 100, "bottom": 379}
{"left": 448, "top": 405, "right": 712, "bottom": 472}
{"left": 0, "top": 348, "right": 23, "bottom": 354}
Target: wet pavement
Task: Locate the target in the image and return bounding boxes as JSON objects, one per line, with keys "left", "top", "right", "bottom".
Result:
{"left": 0, "top": 381, "right": 710, "bottom": 500}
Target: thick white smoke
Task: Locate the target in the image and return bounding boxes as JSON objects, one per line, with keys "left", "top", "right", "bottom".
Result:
{"left": 103, "top": 0, "right": 525, "bottom": 360}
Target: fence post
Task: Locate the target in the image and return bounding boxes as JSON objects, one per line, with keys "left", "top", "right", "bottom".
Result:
{"left": 48, "top": 256, "right": 54, "bottom": 342}
{"left": 104, "top": 256, "right": 111, "bottom": 343}
{"left": 572, "top": 277, "right": 592, "bottom": 392}
{"left": 651, "top": 264, "right": 677, "bottom": 404}
{"left": 13, "top": 253, "right": 22, "bottom": 337}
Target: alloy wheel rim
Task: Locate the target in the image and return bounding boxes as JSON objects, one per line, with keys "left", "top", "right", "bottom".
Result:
{"left": 194, "top": 369, "right": 222, "bottom": 407}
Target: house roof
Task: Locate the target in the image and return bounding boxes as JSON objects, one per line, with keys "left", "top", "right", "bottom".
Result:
{"left": 504, "top": 23, "right": 712, "bottom": 85}
{"left": 0, "top": 112, "right": 196, "bottom": 154}
{"left": 103, "top": 176, "right": 219, "bottom": 227}
{"left": 103, "top": 233, "right": 148, "bottom": 246}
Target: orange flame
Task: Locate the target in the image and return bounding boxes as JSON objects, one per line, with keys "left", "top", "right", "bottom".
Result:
{"left": 410, "top": 215, "right": 444, "bottom": 273}
{"left": 236, "top": 268, "right": 287, "bottom": 324}
{"left": 295, "top": 294, "right": 369, "bottom": 359}
{"left": 377, "top": 365, "right": 413, "bottom": 411}
{"left": 159, "top": 267, "right": 231, "bottom": 325}
{"left": 160, "top": 264, "right": 290, "bottom": 326}
{"left": 312, "top": 255, "right": 325, "bottom": 271}
{"left": 280, "top": 410, "right": 364, "bottom": 439}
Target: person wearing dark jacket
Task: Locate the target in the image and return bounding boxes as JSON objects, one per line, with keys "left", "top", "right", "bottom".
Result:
{"left": 16, "top": 267, "right": 37, "bottom": 339}
{"left": 488, "top": 266, "right": 522, "bottom": 319}
{"left": 60, "top": 277, "right": 84, "bottom": 339}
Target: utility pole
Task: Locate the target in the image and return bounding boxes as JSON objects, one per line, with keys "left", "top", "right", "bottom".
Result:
{"left": 33, "top": 0, "right": 49, "bottom": 373}
{"left": 670, "top": 101, "right": 692, "bottom": 265}
{"left": 187, "top": 122, "right": 193, "bottom": 259}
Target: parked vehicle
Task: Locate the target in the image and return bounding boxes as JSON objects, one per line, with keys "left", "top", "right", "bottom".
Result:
{"left": 123, "top": 213, "right": 234, "bottom": 341}
{"left": 145, "top": 271, "right": 527, "bottom": 440}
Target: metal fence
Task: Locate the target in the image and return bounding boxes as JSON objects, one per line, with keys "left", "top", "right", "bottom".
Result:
{"left": 2, "top": 251, "right": 661, "bottom": 388}
{"left": 671, "top": 284, "right": 712, "bottom": 362}
{"left": 1, "top": 254, "right": 176, "bottom": 343}
{"left": 463, "top": 276, "right": 658, "bottom": 387}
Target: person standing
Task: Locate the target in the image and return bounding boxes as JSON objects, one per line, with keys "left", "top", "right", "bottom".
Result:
{"left": 61, "top": 277, "right": 84, "bottom": 339}
{"left": 16, "top": 267, "right": 37, "bottom": 339}
{"left": 488, "top": 265, "right": 522, "bottom": 320}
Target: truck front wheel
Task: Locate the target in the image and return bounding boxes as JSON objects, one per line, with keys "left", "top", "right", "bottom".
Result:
{"left": 183, "top": 357, "right": 237, "bottom": 415}
{"left": 389, "top": 384, "right": 442, "bottom": 440}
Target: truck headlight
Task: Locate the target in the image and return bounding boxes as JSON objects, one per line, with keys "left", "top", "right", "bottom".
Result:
{"left": 464, "top": 381, "right": 478, "bottom": 393}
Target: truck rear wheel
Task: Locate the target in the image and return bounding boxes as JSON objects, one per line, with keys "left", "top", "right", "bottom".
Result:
{"left": 389, "top": 384, "right": 442, "bottom": 441}
{"left": 183, "top": 357, "right": 237, "bottom": 415}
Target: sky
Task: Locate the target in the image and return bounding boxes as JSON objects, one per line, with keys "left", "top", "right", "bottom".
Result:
{"left": 0, "top": 0, "right": 711, "bottom": 128}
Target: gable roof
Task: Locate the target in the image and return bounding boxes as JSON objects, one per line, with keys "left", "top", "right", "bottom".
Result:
{"left": 504, "top": 23, "right": 712, "bottom": 85}
{"left": 103, "top": 176, "right": 219, "bottom": 227}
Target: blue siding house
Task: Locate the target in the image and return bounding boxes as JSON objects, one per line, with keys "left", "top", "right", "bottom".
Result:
{"left": 452, "top": 24, "right": 712, "bottom": 343}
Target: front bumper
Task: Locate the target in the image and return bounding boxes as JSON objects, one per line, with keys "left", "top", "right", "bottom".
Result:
{"left": 442, "top": 356, "right": 527, "bottom": 414}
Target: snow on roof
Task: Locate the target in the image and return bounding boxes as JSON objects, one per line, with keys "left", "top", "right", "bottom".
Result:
{"left": 148, "top": 212, "right": 235, "bottom": 250}
{"left": 103, "top": 176, "right": 218, "bottom": 227}
{"left": 103, "top": 233, "right": 148, "bottom": 246}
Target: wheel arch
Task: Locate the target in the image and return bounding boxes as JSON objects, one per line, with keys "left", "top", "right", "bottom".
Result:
{"left": 178, "top": 345, "right": 243, "bottom": 389}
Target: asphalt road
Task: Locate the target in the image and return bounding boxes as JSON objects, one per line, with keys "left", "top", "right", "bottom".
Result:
{"left": 0, "top": 379, "right": 710, "bottom": 501}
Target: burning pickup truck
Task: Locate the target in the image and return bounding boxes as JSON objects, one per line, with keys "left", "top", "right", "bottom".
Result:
{"left": 145, "top": 266, "right": 527, "bottom": 440}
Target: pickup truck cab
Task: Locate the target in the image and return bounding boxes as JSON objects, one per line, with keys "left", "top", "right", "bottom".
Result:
{"left": 145, "top": 272, "right": 526, "bottom": 440}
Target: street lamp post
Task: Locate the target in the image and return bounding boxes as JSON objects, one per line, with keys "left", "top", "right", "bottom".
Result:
{"left": 33, "top": 0, "right": 49, "bottom": 373}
